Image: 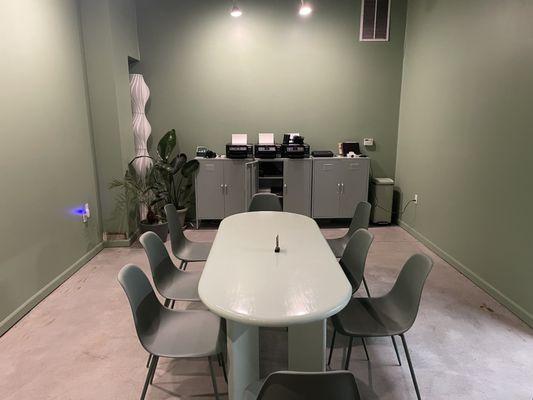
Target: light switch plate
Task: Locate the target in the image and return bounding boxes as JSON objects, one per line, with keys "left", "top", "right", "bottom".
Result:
{"left": 363, "top": 138, "right": 374, "bottom": 146}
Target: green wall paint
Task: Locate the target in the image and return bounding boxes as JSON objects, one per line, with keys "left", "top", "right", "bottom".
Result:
{"left": 80, "top": 0, "right": 140, "bottom": 236}
{"left": 396, "top": 0, "right": 533, "bottom": 326}
{"left": 0, "top": 0, "right": 101, "bottom": 329}
{"left": 132, "top": 0, "right": 407, "bottom": 178}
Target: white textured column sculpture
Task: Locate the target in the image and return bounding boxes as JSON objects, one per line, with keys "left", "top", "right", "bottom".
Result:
{"left": 129, "top": 74, "right": 152, "bottom": 178}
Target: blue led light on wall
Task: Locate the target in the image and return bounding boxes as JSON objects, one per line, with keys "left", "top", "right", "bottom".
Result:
{"left": 70, "top": 203, "right": 91, "bottom": 222}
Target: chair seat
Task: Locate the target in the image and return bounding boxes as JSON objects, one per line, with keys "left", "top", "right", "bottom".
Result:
{"left": 174, "top": 240, "right": 212, "bottom": 262}
{"left": 157, "top": 270, "right": 201, "bottom": 301}
{"left": 327, "top": 236, "right": 349, "bottom": 258}
{"left": 332, "top": 296, "right": 409, "bottom": 337}
{"left": 143, "top": 310, "right": 222, "bottom": 358}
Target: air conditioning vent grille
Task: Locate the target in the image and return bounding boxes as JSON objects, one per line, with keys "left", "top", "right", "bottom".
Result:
{"left": 360, "top": 0, "right": 391, "bottom": 42}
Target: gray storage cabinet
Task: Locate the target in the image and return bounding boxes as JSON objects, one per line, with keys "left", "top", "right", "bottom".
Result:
{"left": 283, "top": 158, "right": 312, "bottom": 216}
{"left": 195, "top": 158, "right": 249, "bottom": 223}
{"left": 312, "top": 158, "right": 370, "bottom": 218}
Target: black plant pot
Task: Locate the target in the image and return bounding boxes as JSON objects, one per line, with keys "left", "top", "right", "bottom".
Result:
{"left": 139, "top": 220, "right": 169, "bottom": 242}
{"left": 177, "top": 207, "right": 188, "bottom": 228}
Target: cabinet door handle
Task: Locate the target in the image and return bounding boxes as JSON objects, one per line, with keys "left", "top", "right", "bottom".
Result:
{"left": 337, "top": 183, "right": 341, "bottom": 193}
{"left": 220, "top": 184, "right": 224, "bottom": 194}
{"left": 341, "top": 182, "right": 344, "bottom": 194}
{"left": 225, "top": 184, "right": 228, "bottom": 194}
{"left": 283, "top": 183, "right": 287, "bottom": 194}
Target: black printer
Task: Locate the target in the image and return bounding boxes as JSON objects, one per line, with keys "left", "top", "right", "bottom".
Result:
{"left": 254, "top": 144, "right": 281, "bottom": 159}
{"left": 226, "top": 143, "right": 253, "bottom": 159}
{"left": 281, "top": 143, "right": 310, "bottom": 158}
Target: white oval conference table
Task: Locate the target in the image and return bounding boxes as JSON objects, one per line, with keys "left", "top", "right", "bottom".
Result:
{"left": 199, "top": 212, "right": 352, "bottom": 400}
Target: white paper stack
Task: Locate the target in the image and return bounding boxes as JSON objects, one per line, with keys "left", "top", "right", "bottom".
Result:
{"left": 231, "top": 134, "right": 248, "bottom": 145}
{"left": 258, "top": 133, "right": 275, "bottom": 145}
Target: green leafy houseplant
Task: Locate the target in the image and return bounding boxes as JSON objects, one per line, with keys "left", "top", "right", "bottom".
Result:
{"left": 109, "top": 129, "right": 199, "bottom": 240}
{"left": 130, "top": 129, "right": 200, "bottom": 218}
{"left": 109, "top": 165, "right": 163, "bottom": 225}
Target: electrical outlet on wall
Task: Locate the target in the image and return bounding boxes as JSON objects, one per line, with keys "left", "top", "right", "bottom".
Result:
{"left": 363, "top": 138, "right": 374, "bottom": 147}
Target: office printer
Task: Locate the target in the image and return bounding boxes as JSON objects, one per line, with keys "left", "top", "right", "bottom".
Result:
{"left": 254, "top": 144, "right": 281, "bottom": 158}
{"left": 226, "top": 143, "right": 253, "bottom": 159}
{"left": 281, "top": 143, "right": 310, "bottom": 158}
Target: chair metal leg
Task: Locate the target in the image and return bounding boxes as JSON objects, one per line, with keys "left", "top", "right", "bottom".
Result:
{"left": 344, "top": 336, "right": 353, "bottom": 370}
{"left": 170, "top": 300, "right": 175, "bottom": 309}
{"left": 219, "top": 352, "right": 228, "bottom": 383}
{"left": 361, "top": 337, "right": 370, "bottom": 361}
{"left": 362, "top": 276, "right": 371, "bottom": 297}
{"left": 149, "top": 356, "right": 159, "bottom": 384}
{"left": 145, "top": 354, "right": 152, "bottom": 368}
{"left": 400, "top": 334, "right": 421, "bottom": 400}
{"left": 207, "top": 356, "right": 220, "bottom": 400}
{"left": 182, "top": 261, "right": 188, "bottom": 271}
{"left": 391, "top": 335, "right": 402, "bottom": 365}
{"left": 163, "top": 298, "right": 171, "bottom": 308}
{"left": 140, "top": 355, "right": 158, "bottom": 400}
{"left": 328, "top": 328, "right": 337, "bottom": 366}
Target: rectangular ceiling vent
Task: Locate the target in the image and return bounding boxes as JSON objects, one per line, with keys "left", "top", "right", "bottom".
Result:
{"left": 359, "top": 0, "right": 391, "bottom": 42}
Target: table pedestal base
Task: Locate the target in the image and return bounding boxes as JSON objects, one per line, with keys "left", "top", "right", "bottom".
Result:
{"left": 288, "top": 319, "right": 326, "bottom": 372}
{"left": 227, "top": 321, "right": 259, "bottom": 400}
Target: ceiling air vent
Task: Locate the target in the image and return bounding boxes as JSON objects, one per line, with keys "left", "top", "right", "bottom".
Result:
{"left": 359, "top": 0, "right": 391, "bottom": 42}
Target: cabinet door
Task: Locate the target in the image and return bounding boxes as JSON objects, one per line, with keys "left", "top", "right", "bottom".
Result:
{"left": 284, "top": 159, "right": 312, "bottom": 216}
{"left": 312, "top": 159, "right": 342, "bottom": 218}
{"left": 223, "top": 160, "right": 247, "bottom": 217}
{"left": 196, "top": 160, "right": 225, "bottom": 219}
{"left": 339, "top": 159, "right": 370, "bottom": 218}
{"left": 245, "top": 161, "right": 259, "bottom": 211}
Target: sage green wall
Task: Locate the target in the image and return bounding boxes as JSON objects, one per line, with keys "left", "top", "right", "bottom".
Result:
{"left": 80, "top": 0, "right": 140, "bottom": 237}
{"left": 396, "top": 0, "right": 533, "bottom": 326}
{"left": 0, "top": 0, "right": 101, "bottom": 333}
{"left": 133, "top": 0, "right": 407, "bottom": 178}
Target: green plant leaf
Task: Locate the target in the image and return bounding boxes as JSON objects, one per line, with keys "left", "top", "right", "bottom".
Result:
{"left": 171, "top": 153, "right": 187, "bottom": 174}
{"left": 180, "top": 159, "right": 200, "bottom": 177}
{"left": 157, "top": 129, "right": 176, "bottom": 162}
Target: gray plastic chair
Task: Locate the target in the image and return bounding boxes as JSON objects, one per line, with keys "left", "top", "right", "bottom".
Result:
{"left": 118, "top": 264, "right": 225, "bottom": 400}
{"left": 165, "top": 204, "right": 212, "bottom": 270}
{"left": 327, "top": 201, "right": 371, "bottom": 258}
{"left": 140, "top": 231, "right": 201, "bottom": 305}
{"left": 248, "top": 371, "right": 360, "bottom": 400}
{"left": 248, "top": 193, "right": 282, "bottom": 212}
{"left": 328, "top": 228, "right": 373, "bottom": 366}
{"left": 339, "top": 228, "right": 374, "bottom": 297}
{"left": 331, "top": 253, "right": 434, "bottom": 400}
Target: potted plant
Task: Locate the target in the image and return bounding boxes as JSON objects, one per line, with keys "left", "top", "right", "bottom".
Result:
{"left": 109, "top": 130, "right": 199, "bottom": 241}
{"left": 133, "top": 129, "right": 200, "bottom": 227}
{"left": 109, "top": 165, "right": 169, "bottom": 241}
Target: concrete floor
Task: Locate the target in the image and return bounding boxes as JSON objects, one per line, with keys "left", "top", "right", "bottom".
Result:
{"left": 0, "top": 226, "right": 532, "bottom": 399}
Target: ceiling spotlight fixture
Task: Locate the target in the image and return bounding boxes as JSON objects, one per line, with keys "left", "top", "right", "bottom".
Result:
{"left": 299, "top": 1, "right": 313, "bottom": 17}
{"left": 230, "top": 1, "right": 242, "bottom": 18}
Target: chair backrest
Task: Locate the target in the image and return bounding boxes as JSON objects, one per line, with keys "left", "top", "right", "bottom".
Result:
{"left": 256, "top": 371, "right": 360, "bottom": 400}
{"left": 248, "top": 193, "right": 282, "bottom": 212}
{"left": 165, "top": 203, "right": 186, "bottom": 256}
{"left": 139, "top": 231, "right": 179, "bottom": 291}
{"left": 117, "top": 264, "right": 163, "bottom": 346}
{"left": 387, "top": 253, "right": 433, "bottom": 330}
{"left": 339, "top": 229, "right": 374, "bottom": 293}
{"left": 347, "top": 201, "right": 372, "bottom": 237}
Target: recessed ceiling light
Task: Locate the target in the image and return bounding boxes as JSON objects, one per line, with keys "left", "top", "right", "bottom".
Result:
{"left": 299, "top": 1, "right": 313, "bottom": 17}
{"left": 230, "top": 4, "right": 242, "bottom": 18}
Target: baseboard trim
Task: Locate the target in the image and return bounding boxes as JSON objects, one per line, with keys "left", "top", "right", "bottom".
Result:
{"left": 0, "top": 242, "right": 104, "bottom": 337}
{"left": 103, "top": 230, "right": 138, "bottom": 248}
{"left": 398, "top": 220, "right": 533, "bottom": 328}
